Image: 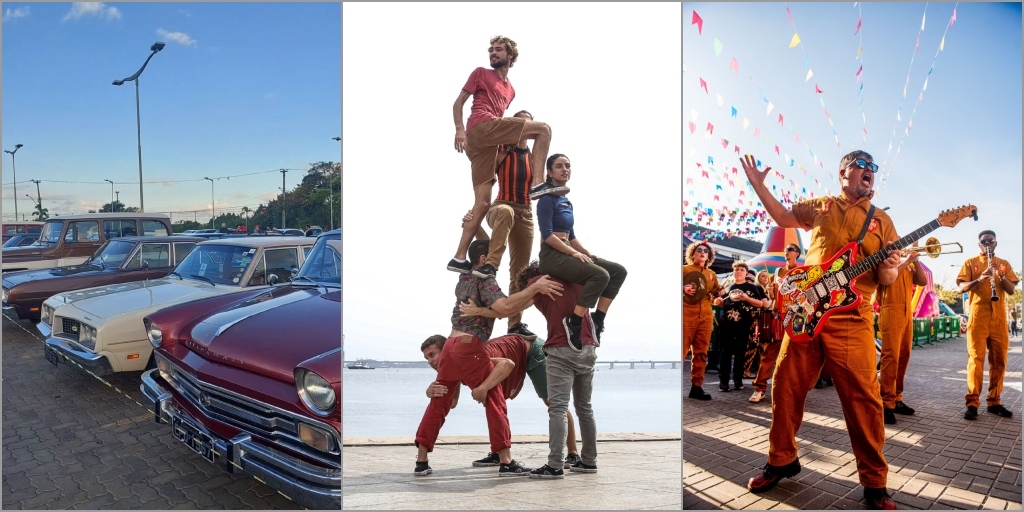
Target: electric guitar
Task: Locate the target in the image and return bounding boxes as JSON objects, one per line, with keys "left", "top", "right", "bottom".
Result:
{"left": 778, "top": 204, "right": 978, "bottom": 342}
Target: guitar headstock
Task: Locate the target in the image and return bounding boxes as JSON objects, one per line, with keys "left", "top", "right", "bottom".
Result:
{"left": 937, "top": 205, "right": 979, "bottom": 228}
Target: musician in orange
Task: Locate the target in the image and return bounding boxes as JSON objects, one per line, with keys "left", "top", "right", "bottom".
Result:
{"left": 877, "top": 245, "right": 928, "bottom": 425}
{"left": 749, "top": 243, "right": 801, "bottom": 403}
{"left": 956, "top": 230, "right": 1020, "bottom": 420}
{"left": 740, "top": 151, "right": 901, "bottom": 510}
{"left": 684, "top": 241, "right": 721, "bottom": 400}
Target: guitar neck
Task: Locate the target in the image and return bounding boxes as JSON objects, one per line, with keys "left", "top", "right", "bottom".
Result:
{"left": 842, "top": 219, "right": 942, "bottom": 281}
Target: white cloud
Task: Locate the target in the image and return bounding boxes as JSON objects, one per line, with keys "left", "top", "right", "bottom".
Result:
{"left": 3, "top": 6, "right": 30, "bottom": 22}
{"left": 62, "top": 2, "right": 121, "bottom": 22}
{"left": 157, "top": 28, "right": 197, "bottom": 47}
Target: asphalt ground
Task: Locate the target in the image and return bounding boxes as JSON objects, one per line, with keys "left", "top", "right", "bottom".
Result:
{"left": 684, "top": 332, "right": 1023, "bottom": 510}
{"left": 1, "top": 312, "right": 301, "bottom": 509}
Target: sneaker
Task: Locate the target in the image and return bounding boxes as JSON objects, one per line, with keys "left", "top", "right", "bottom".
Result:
{"left": 592, "top": 318, "right": 604, "bottom": 346}
{"left": 563, "top": 453, "right": 582, "bottom": 469}
{"left": 987, "top": 404, "right": 1014, "bottom": 418}
{"left": 562, "top": 317, "right": 583, "bottom": 352}
{"left": 472, "top": 452, "right": 501, "bottom": 467}
{"left": 569, "top": 460, "right": 598, "bottom": 474}
{"left": 529, "top": 182, "right": 570, "bottom": 200}
{"left": 884, "top": 408, "right": 896, "bottom": 425}
{"left": 447, "top": 258, "right": 472, "bottom": 274}
{"left": 864, "top": 487, "right": 897, "bottom": 510}
{"left": 823, "top": 378, "right": 834, "bottom": 387}
{"left": 718, "top": 385, "right": 730, "bottom": 392}
{"left": 528, "top": 464, "right": 564, "bottom": 479}
{"left": 893, "top": 401, "right": 915, "bottom": 415}
{"left": 734, "top": 383, "right": 744, "bottom": 391}
{"left": 472, "top": 263, "right": 497, "bottom": 279}
{"left": 749, "top": 391, "right": 765, "bottom": 403}
{"left": 507, "top": 323, "right": 538, "bottom": 341}
{"left": 964, "top": 406, "right": 978, "bottom": 420}
{"left": 498, "top": 460, "right": 530, "bottom": 477}
{"left": 414, "top": 461, "right": 432, "bottom": 476}
{"left": 688, "top": 385, "right": 712, "bottom": 400}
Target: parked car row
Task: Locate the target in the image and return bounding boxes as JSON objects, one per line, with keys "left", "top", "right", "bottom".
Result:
{"left": 2, "top": 217, "right": 341, "bottom": 509}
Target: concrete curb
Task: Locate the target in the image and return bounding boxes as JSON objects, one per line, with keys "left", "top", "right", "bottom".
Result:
{"left": 344, "top": 431, "right": 681, "bottom": 446}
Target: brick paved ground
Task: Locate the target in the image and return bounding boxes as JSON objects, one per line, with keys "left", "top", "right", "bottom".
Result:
{"left": 1, "top": 313, "right": 299, "bottom": 509}
{"left": 684, "top": 332, "right": 1023, "bottom": 510}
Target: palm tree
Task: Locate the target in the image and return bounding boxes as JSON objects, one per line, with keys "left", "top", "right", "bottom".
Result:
{"left": 32, "top": 203, "right": 49, "bottom": 221}
{"left": 241, "top": 206, "right": 251, "bottom": 232}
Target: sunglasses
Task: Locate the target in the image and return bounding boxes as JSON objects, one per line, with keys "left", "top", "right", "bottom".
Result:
{"left": 980, "top": 239, "right": 996, "bottom": 245}
{"left": 848, "top": 158, "right": 879, "bottom": 174}
{"left": 786, "top": 247, "right": 799, "bottom": 253}
{"left": 694, "top": 247, "right": 710, "bottom": 254}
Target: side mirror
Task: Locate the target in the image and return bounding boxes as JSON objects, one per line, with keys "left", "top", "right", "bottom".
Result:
{"left": 267, "top": 274, "right": 279, "bottom": 285}
{"left": 290, "top": 267, "right": 299, "bottom": 279}
{"left": 142, "top": 260, "right": 150, "bottom": 270}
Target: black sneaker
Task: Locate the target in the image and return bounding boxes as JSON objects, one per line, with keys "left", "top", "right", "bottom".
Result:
{"left": 528, "top": 464, "right": 564, "bottom": 479}
{"left": 987, "top": 404, "right": 1014, "bottom": 418}
{"left": 472, "top": 263, "right": 497, "bottom": 279}
{"left": 893, "top": 401, "right": 915, "bottom": 415}
{"left": 719, "top": 385, "right": 730, "bottom": 392}
{"left": 563, "top": 453, "right": 582, "bottom": 469}
{"left": 498, "top": 460, "right": 530, "bottom": 477}
{"left": 569, "top": 460, "right": 598, "bottom": 474}
{"left": 414, "top": 461, "right": 432, "bottom": 476}
{"left": 815, "top": 379, "right": 824, "bottom": 389}
{"left": 884, "top": 408, "right": 896, "bottom": 425}
{"left": 562, "top": 317, "right": 583, "bottom": 352}
{"left": 508, "top": 323, "right": 538, "bottom": 341}
{"left": 688, "top": 385, "right": 712, "bottom": 400}
{"left": 529, "top": 182, "right": 570, "bottom": 200}
{"left": 447, "top": 258, "right": 472, "bottom": 274}
{"left": 472, "top": 452, "right": 501, "bottom": 467}
{"left": 588, "top": 316, "right": 604, "bottom": 346}
{"left": 964, "top": 406, "right": 978, "bottom": 420}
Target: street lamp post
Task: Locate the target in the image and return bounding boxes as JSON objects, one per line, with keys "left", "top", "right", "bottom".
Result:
{"left": 204, "top": 177, "right": 215, "bottom": 229}
{"left": 103, "top": 179, "right": 115, "bottom": 212}
{"left": 113, "top": 41, "right": 165, "bottom": 214}
{"left": 115, "top": 191, "right": 120, "bottom": 209}
{"left": 4, "top": 144, "right": 24, "bottom": 221}
{"left": 280, "top": 169, "right": 288, "bottom": 229}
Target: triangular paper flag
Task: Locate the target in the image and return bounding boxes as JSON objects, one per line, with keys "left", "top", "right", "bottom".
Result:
{"left": 767, "top": 102, "right": 774, "bottom": 115}
{"left": 923, "top": 77, "right": 928, "bottom": 91}
{"left": 729, "top": 57, "right": 739, "bottom": 75}
{"left": 778, "top": 114, "right": 784, "bottom": 125}
{"left": 721, "top": 138, "right": 729, "bottom": 149}
{"left": 742, "top": 118, "right": 750, "bottom": 130}
{"left": 787, "top": 6, "right": 793, "bottom": 22}
{"left": 805, "top": 69, "right": 813, "bottom": 82}
{"left": 691, "top": 11, "right": 703, "bottom": 34}
{"left": 731, "top": 106, "right": 737, "bottom": 117}
{"left": 789, "top": 33, "right": 801, "bottom": 48}
{"left": 714, "top": 38, "right": 723, "bottom": 57}
{"left": 921, "top": 11, "right": 926, "bottom": 31}
{"left": 707, "top": 122, "right": 714, "bottom": 134}
{"left": 949, "top": 7, "right": 956, "bottom": 29}
{"left": 699, "top": 77, "right": 708, "bottom": 93}
{"left": 855, "top": 45, "right": 862, "bottom": 60}
{"left": 854, "top": 18, "right": 862, "bottom": 36}
{"left": 716, "top": 93, "right": 724, "bottom": 107}
{"left": 688, "top": 122, "right": 696, "bottom": 133}
{"left": 815, "top": 84, "right": 822, "bottom": 94}
{"left": 940, "top": 36, "right": 945, "bottom": 51}
{"left": 754, "top": 128, "right": 760, "bottom": 138}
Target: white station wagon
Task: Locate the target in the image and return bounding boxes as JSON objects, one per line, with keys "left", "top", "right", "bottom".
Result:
{"left": 38, "top": 236, "right": 315, "bottom": 375}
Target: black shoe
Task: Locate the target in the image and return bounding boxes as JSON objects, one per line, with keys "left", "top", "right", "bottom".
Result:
{"left": 507, "top": 323, "right": 538, "bottom": 341}
{"left": 414, "top": 461, "right": 432, "bottom": 476}
{"left": 528, "top": 464, "right": 564, "bottom": 479}
{"left": 563, "top": 453, "right": 581, "bottom": 469}
{"left": 529, "top": 182, "right": 570, "bottom": 200}
{"left": 447, "top": 258, "right": 472, "bottom": 274}
{"left": 964, "top": 406, "right": 978, "bottom": 420}
{"left": 719, "top": 385, "right": 730, "bottom": 392}
{"left": 498, "top": 460, "right": 530, "bottom": 477}
{"left": 815, "top": 379, "right": 824, "bottom": 389}
{"left": 562, "top": 317, "right": 583, "bottom": 352}
{"left": 591, "top": 317, "right": 604, "bottom": 346}
{"left": 569, "top": 460, "right": 598, "bottom": 474}
{"left": 472, "top": 452, "right": 501, "bottom": 467}
{"left": 823, "top": 378, "right": 834, "bottom": 387}
{"left": 864, "top": 488, "right": 897, "bottom": 510}
{"left": 884, "top": 408, "right": 896, "bottom": 425}
{"left": 747, "top": 460, "right": 802, "bottom": 493}
{"left": 688, "top": 385, "right": 712, "bottom": 400}
{"left": 987, "top": 404, "right": 1014, "bottom": 418}
{"left": 893, "top": 401, "right": 915, "bottom": 415}
{"left": 472, "top": 263, "right": 497, "bottom": 279}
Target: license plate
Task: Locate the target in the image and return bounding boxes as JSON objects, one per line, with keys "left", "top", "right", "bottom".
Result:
{"left": 44, "top": 347, "right": 58, "bottom": 367}
{"left": 171, "top": 414, "right": 215, "bottom": 463}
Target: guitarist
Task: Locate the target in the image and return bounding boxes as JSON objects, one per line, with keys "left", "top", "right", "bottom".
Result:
{"left": 956, "top": 230, "right": 1020, "bottom": 420}
{"left": 877, "top": 245, "right": 928, "bottom": 426}
{"left": 740, "top": 152, "right": 901, "bottom": 511}
{"left": 684, "top": 241, "right": 721, "bottom": 400}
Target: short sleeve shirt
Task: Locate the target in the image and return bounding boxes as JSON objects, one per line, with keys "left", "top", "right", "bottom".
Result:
{"left": 722, "top": 282, "right": 766, "bottom": 325}
{"left": 528, "top": 276, "right": 597, "bottom": 349}
{"left": 958, "top": 254, "right": 1019, "bottom": 322}
{"left": 451, "top": 273, "right": 507, "bottom": 340}
{"left": 463, "top": 67, "right": 515, "bottom": 133}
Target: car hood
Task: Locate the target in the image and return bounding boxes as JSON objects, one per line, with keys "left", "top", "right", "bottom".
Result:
{"left": 187, "top": 287, "right": 341, "bottom": 383}
{"left": 3, "top": 264, "right": 109, "bottom": 287}
{"left": 54, "top": 279, "right": 226, "bottom": 319}
{"left": 2, "top": 245, "right": 45, "bottom": 260}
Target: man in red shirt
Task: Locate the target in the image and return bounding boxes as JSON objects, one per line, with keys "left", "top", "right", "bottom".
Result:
{"left": 448, "top": 35, "right": 561, "bottom": 276}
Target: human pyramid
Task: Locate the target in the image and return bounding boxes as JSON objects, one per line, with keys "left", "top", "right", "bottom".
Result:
{"left": 412, "top": 35, "right": 628, "bottom": 479}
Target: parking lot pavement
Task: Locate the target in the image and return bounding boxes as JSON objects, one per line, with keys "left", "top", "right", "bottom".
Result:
{"left": 342, "top": 435, "right": 681, "bottom": 510}
{"left": 684, "top": 333, "right": 1023, "bottom": 510}
{"left": 1, "top": 313, "right": 300, "bottom": 510}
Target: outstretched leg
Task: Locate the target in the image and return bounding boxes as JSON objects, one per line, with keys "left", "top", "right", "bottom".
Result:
{"left": 521, "top": 120, "right": 552, "bottom": 187}
{"left": 453, "top": 181, "right": 494, "bottom": 261}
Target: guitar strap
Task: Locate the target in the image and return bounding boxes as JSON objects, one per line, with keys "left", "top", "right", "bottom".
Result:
{"left": 855, "top": 205, "right": 876, "bottom": 246}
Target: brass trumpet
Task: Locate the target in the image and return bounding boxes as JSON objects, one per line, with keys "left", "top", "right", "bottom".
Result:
{"left": 903, "top": 237, "right": 963, "bottom": 259}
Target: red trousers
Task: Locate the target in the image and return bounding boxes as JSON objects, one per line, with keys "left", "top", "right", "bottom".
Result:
{"left": 414, "top": 335, "right": 511, "bottom": 453}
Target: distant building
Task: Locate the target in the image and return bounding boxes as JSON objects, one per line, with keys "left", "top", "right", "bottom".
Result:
{"left": 683, "top": 222, "right": 762, "bottom": 276}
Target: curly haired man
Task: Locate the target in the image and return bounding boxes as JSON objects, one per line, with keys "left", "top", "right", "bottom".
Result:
{"left": 684, "top": 241, "right": 721, "bottom": 400}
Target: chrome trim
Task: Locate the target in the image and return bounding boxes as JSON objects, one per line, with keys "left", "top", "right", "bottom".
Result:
{"left": 295, "top": 369, "right": 337, "bottom": 418}
{"left": 46, "top": 337, "right": 105, "bottom": 363}
{"left": 36, "top": 321, "right": 52, "bottom": 338}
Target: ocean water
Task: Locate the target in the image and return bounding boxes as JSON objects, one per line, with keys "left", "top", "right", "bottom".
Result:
{"left": 342, "top": 367, "right": 681, "bottom": 438}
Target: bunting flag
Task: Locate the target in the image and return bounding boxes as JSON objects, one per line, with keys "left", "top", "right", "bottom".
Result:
{"left": 789, "top": 33, "right": 801, "bottom": 48}
{"left": 949, "top": 7, "right": 956, "bottom": 28}
{"left": 921, "top": 10, "right": 926, "bottom": 30}
{"left": 856, "top": 65, "right": 863, "bottom": 80}
{"left": 716, "top": 93, "right": 724, "bottom": 107}
{"left": 855, "top": 45, "right": 862, "bottom": 60}
{"left": 766, "top": 102, "right": 774, "bottom": 115}
{"left": 729, "top": 57, "right": 739, "bottom": 74}
{"left": 774, "top": 145, "right": 780, "bottom": 155}
{"left": 753, "top": 128, "right": 760, "bottom": 138}
{"left": 706, "top": 122, "right": 714, "bottom": 134}
{"left": 743, "top": 118, "right": 750, "bottom": 130}
{"left": 691, "top": 10, "right": 703, "bottom": 34}
{"left": 700, "top": 77, "right": 708, "bottom": 93}
{"left": 940, "top": 36, "right": 945, "bottom": 51}
{"left": 787, "top": 6, "right": 793, "bottom": 22}
{"left": 731, "top": 106, "right": 737, "bottom": 117}
{"left": 735, "top": 145, "right": 741, "bottom": 154}
{"left": 688, "top": 122, "right": 696, "bottom": 133}
{"left": 805, "top": 69, "right": 813, "bottom": 82}
{"left": 815, "top": 84, "right": 822, "bottom": 94}
{"left": 714, "top": 37, "right": 723, "bottom": 57}
{"left": 778, "top": 114, "right": 784, "bottom": 125}
{"left": 721, "top": 138, "right": 729, "bottom": 149}
{"left": 854, "top": 18, "right": 862, "bottom": 36}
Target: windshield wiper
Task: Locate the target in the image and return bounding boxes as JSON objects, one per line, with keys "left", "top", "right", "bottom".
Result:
{"left": 188, "top": 274, "right": 216, "bottom": 286}
{"left": 168, "top": 271, "right": 184, "bottom": 280}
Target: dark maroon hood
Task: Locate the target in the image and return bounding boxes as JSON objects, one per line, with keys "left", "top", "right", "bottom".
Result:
{"left": 2, "top": 263, "right": 111, "bottom": 288}
{"left": 185, "top": 286, "right": 341, "bottom": 383}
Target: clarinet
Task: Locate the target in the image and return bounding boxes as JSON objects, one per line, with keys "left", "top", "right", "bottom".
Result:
{"left": 988, "top": 246, "right": 1000, "bottom": 302}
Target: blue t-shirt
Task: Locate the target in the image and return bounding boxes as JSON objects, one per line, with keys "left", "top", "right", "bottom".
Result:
{"left": 536, "top": 194, "right": 575, "bottom": 241}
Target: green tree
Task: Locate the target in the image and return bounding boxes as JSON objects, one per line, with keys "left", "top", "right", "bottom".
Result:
{"left": 32, "top": 203, "right": 49, "bottom": 221}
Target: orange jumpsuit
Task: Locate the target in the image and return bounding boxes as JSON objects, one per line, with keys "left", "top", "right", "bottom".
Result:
{"left": 877, "top": 262, "right": 917, "bottom": 409}
{"left": 958, "top": 254, "right": 1020, "bottom": 408}
{"left": 753, "top": 268, "right": 789, "bottom": 394}
{"left": 767, "top": 192, "right": 895, "bottom": 489}
{"left": 684, "top": 264, "right": 720, "bottom": 387}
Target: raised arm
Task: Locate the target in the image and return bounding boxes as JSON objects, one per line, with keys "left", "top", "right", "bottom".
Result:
{"left": 490, "top": 275, "right": 563, "bottom": 317}
{"left": 453, "top": 90, "right": 472, "bottom": 153}
{"left": 739, "top": 154, "right": 804, "bottom": 229}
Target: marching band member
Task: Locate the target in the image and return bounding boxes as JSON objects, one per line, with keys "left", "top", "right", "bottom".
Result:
{"left": 684, "top": 241, "right": 721, "bottom": 400}
{"left": 877, "top": 243, "right": 928, "bottom": 425}
{"left": 712, "top": 261, "right": 768, "bottom": 393}
{"left": 749, "top": 244, "right": 800, "bottom": 403}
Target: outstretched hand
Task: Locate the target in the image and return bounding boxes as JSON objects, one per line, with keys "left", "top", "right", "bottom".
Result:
{"left": 739, "top": 154, "right": 771, "bottom": 188}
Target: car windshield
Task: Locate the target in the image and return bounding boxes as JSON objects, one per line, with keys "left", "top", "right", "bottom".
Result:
{"left": 36, "top": 221, "right": 64, "bottom": 244}
{"left": 172, "top": 244, "right": 258, "bottom": 286}
{"left": 295, "top": 234, "right": 341, "bottom": 286}
{"left": 89, "top": 240, "right": 136, "bottom": 268}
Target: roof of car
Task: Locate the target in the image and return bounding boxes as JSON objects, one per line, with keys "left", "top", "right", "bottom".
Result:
{"left": 322, "top": 229, "right": 340, "bottom": 237}
{"left": 110, "top": 235, "right": 208, "bottom": 243}
{"left": 196, "top": 236, "right": 315, "bottom": 248}
{"left": 46, "top": 213, "right": 171, "bottom": 220}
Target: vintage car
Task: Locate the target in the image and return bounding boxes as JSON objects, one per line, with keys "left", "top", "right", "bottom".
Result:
{"left": 37, "top": 236, "right": 314, "bottom": 375}
{"left": 2, "top": 213, "right": 173, "bottom": 272}
{"left": 140, "top": 229, "right": 340, "bottom": 509}
{"left": 2, "top": 221, "right": 43, "bottom": 243}
{"left": 2, "top": 235, "right": 204, "bottom": 322}
{"left": 3, "top": 234, "right": 39, "bottom": 248}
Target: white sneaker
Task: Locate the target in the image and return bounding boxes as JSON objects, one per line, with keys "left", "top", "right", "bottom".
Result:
{"left": 749, "top": 391, "right": 765, "bottom": 403}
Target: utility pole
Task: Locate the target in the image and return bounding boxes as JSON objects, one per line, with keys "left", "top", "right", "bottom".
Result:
{"left": 204, "top": 177, "right": 215, "bottom": 229}
{"left": 280, "top": 169, "right": 288, "bottom": 229}
{"left": 115, "top": 191, "right": 120, "bottom": 210}
{"left": 30, "top": 179, "right": 41, "bottom": 214}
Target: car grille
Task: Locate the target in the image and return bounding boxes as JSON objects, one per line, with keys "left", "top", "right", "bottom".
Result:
{"left": 159, "top": 355, "right": 339, "bottom": 465}
{"left": 60, "top": 318, "right": 81, "bottom": 341}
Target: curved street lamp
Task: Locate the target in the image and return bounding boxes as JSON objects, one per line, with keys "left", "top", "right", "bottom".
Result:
{"left": 113, "top": 41, "right": 165, "bottom": 213}
{"left": 4, "top": 144, "right": 24, "bottom": 221}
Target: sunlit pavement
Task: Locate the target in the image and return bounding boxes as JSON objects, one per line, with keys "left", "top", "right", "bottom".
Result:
{"left": 684, "top": 334, "right": 1022, "bottom": 510}
{"left": 342, "top": 434, "right": 681, "bottom": 510}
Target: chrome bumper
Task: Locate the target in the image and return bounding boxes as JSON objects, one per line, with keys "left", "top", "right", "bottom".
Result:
{"left": 140, "top": 369, "right": 341, "bottom": 509}
{"left": 36, "top": 321, "right": 51, "bottom": 337}
{"left": 44, "top": 336, "right": 113, "bottom": 376}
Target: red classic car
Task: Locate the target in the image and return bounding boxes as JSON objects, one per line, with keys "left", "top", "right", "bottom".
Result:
{"left": 140, "top": 229, "right": 340, "bottom": 509}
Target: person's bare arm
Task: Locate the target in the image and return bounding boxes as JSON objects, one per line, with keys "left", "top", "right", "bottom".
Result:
{"left": 739, "top": 154, "right": 803, "bottom": 229}
{"left": 471, "top": 358, "right": 514, "bottom": 402}
{"left": 911, "top": 260, "right": 928, "bottom": 287}
{"left": 459, "top": 299, "right": 505, "bottom": 319}
{"left": 569, "top": 238, "right": 596, "bottom": 260}
{"left": 454, "top": 90, "right": 471, "bottom": 153}
{"left": 490, "top": 275, "right": 563, "bottom": 317}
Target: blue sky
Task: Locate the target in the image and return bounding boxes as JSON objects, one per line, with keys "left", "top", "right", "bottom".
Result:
{"left": 684, "top": 2, "right": 1022, "bottom": 288}
{"left": 2, "top": 2, "right": 340, "bottom": 225}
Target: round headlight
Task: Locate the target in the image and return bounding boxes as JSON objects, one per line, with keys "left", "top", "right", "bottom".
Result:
{"left": 301, "top": 371, "right": 336, "bottom": 413}
{"left": 146, "top": 320, "right": 163, "bottom": 347}
{"left": 2, "top": 287, "right": 8, "bottom": 304}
